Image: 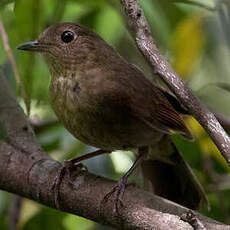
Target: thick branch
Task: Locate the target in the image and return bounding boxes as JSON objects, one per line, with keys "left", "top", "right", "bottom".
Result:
{"left": 0, "top": 72, "right": 228, "bottom": 229}
{"left": 119, "top": 0, "right": 230, "bottom": 165}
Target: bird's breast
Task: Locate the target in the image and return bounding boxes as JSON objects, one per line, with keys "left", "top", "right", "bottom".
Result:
{"left": 49, "top": 73, "right": 162, "bottom": 150}
{"left": 49, "top": 73, "right": 114, "bottom": 147}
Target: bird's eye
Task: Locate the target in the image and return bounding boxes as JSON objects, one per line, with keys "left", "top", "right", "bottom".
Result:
{"left": 61, "top": 31, "right": 74, "bottom": 43}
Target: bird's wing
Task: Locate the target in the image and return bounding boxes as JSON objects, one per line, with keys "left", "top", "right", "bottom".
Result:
{"left": 125, "top": 64, "right": 193, "bottom": 140}
{"left": 136, "top": 99, "right": 193, "bottom": 140}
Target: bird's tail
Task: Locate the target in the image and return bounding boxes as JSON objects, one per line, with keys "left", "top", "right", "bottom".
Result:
{"left": 141, "top": 136, "right": 209, "bottom": 210}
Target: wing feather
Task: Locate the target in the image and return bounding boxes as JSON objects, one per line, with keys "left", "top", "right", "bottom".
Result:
{"left": 127, "top": 65, "right": 193, "bottom": 140}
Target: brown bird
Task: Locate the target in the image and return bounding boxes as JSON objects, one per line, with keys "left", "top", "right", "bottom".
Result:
{"left": 17, "top": 22, "right": 207, "bottom": 211}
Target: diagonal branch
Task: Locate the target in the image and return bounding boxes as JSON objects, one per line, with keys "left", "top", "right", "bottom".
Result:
{"left": 119, "top": 0, "right": 230, "bottom": 165}
{"left": 0, "top": 70, "right": 228, "bottom": 229}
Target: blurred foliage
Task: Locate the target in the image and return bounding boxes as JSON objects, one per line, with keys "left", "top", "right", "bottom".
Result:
{"left": 1, "top": 0, "right": 230, "bottom": 229}
{"left": 0, "top": 121, "right": 7, "bottom": 140}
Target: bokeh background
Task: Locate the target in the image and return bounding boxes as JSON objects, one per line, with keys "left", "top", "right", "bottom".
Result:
{"left": 1, "top": 0, "right": 230, "bottom": 229}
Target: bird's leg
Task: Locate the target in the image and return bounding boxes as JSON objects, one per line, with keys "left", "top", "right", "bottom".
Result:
{"left": 63, "top": 149, "right": 110, "bottom": 183}
{"left": 52, "top": 149, "right": 108, "bottom": 209}
{"left": 101, "top": 146, "right": 148, "bottom": 214}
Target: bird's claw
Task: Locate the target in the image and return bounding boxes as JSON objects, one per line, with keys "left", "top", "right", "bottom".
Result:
{"left": 101, "top": 177, "right": 127, "bottom": 215}
{"left": 51, "top": 160, "right": 87, "bottom": 209}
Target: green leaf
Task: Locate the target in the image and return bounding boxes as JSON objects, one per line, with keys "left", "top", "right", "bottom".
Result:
{"left": 63, "top": 214, "right": 94, "bottom": 230}
{"left": 215, "top": 82, "right": 230, "bottom": 92}
{"left": 22, "top": 207, "right": 67, "bottom": 230}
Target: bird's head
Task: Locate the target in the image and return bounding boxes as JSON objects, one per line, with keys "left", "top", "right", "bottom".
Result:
{"left": 17, "top": 22, "right": 103, "bottom": 76}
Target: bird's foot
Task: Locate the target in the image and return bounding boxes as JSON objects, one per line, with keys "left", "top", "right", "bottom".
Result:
{"left": 101, "top": 176, "right": 127, "bottom": 215}
{"left": 51, "top": 160, "right": 87, "bottom": 209}
{"left": 51, "top": 149, "right": 106, "bottom": 209}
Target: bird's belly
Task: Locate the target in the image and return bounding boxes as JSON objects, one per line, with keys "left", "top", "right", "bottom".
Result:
{"left": 63, "top": 111, "right": 162, "bottom": 150}
{"left": 50, "top": 79, "right": 162, "bottom": 150}
{"left": 57, "top": 108, "right": 162, "bottom": 150}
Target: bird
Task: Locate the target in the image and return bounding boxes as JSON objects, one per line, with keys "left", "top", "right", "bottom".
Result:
{"left": 17, "top": 22, "right": 207, "bottom": 211}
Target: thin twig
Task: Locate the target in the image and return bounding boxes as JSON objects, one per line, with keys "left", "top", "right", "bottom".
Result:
{"left": 0, "top": 16, "right": 30, "bottom": 115}
{"left": 119, "top": 0, "right": 230, "bottom": 165}
{"left": 8, "top": 195, "right": 22, "bottom": 230}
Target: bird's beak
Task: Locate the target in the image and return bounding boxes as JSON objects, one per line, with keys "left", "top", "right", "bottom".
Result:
{"left": 17, "top": 41, "right": 41, "bottom": 52}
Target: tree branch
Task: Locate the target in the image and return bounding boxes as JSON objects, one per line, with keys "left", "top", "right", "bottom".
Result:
{"left": 119, "top": 0, "right": 230, "bottom": 165}
{"left": 215, "top": 113, "right": 230, "bottom": 133}
{"left": 0, "top": 70, "right": 229, "bottom": 229}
